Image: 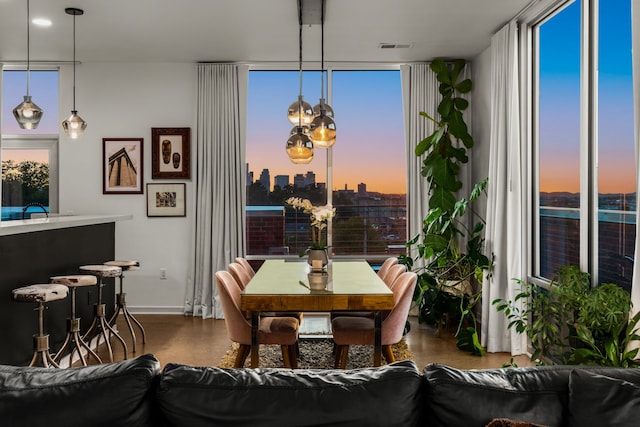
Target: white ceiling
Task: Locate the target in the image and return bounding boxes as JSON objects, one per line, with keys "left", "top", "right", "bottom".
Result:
{"left": 0, "top": 0, "right": 530, "bottom": 64}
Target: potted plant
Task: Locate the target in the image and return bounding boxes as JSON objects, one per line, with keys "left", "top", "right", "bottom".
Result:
{"left": 493, "top": 265, "right": 640, "bottom": 367}
{"left": 400, "top": 58, "right": 492, "bottom": 356}
{"left": 285, "top": 197, "right": 336, "bottom": 267}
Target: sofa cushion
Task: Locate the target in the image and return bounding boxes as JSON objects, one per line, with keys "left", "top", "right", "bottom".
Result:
{"left": 0, "top": 354, "right": 160, "bottom": 427}
{"left": 422, "top": 364, "right": 574, "bottom": 427}
{"left": 568, "top": 369, "right": 640, "bottom": 427}
{"left": 156, "top": 360, "right": 422, "bottom": 427}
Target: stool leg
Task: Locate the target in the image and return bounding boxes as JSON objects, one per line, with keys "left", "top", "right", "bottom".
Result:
{"left": 83, "top": 278, "right": 128, "bottom": 362}
{"left": 30, "top": 302, "right": 60, "bottom": 368}
{"left": 54, "top": 287, "right": 102, "bottom": 366}
{"left": 108, "top": 274, "right": 146, "bottom": 352}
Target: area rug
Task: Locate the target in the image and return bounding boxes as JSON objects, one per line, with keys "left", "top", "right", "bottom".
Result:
{"left": 218, "top": 338, "right": 413, "bottom": 369}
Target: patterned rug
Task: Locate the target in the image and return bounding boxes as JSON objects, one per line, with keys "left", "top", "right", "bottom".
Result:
{"left": 218, "top": 338, "right": 413, "bottom": 369}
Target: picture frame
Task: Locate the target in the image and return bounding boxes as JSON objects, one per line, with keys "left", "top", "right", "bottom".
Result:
{"left": 103, "top": 138, "right": 144, "bottom": 194}
{"left": 146, "top": 183, "right": 186, "bottom": 217}
{"left": 151, "top": 127, "right": 191, "bottom": 179}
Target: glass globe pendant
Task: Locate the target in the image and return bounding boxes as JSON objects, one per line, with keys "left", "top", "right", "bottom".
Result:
{"left": 286, "top": 126, "right": 314, "bottom": 164}
{"left": 309, "top": 108, "right": 336, "bottom": 148}
{"left": 61, "top": 7, "right": 87, "bottom": 139}
{"left": 287, "top": 96, "right": 314, "bottom": 125}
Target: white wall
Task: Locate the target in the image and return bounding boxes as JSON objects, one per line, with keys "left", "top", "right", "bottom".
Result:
{"left": 58, "top": 62, "right": 197, "bottom": 313}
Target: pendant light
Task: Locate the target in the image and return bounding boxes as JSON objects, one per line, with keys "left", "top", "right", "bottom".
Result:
{"left": 309, "top": 0, "right": 336, "bottom": 148}
{"left": 61, "top": 7, "right": 87, "bottom": 139}
{"left": 13, "top": 0, "right": 43, "bottom": 130}
{"left": 286, "top": 0, "right": 313, "bottom": 164}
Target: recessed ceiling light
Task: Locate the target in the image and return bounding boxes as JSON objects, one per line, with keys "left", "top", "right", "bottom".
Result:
{"left": 32, "top": 17, "right": 52, "bottom": 27}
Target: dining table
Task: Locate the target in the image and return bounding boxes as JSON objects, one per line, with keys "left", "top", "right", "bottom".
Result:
{"left": 240, "top": 259, "right": 395, "bottom": 368}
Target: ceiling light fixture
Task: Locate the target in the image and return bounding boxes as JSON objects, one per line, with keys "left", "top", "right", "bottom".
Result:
{"left": 309, "top": 0, "right": 336, "bottom": 148}
{"left": 286, "top": 0, "right": 314, "bottom": 164}
{"left": 61, "top": 7, "right": 87, "bottom": 139}
{"left": 13, "top": 0, "right": 43, "bottom": 130}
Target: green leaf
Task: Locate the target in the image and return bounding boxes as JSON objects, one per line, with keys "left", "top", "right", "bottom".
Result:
{"left": 451, "top": 59, "right": 466, "bottom": 83}
{"left": 419, "top": 111, "right": 440, "bottom": 124}
{"left": 431, "top": 157, "right": 461, "bottom": 191}
{"left": 456, "top": 78, "right": 473, "bottom": 94}
{"left": 416, "top": 127, "right": 445, "bottom": 156}
{"left": 423, "top": 234, "right": 448, "bottom": 253}
{"left": 429, "top": 59, "right": 448, "bottom": 75}
{"left": 438, "top": 96, "right": 453, "bottom": 117}
{"left": 429, "top": 187, "right": 457, "bottom": 213}
{"left": 453, "top": 97, "right": 469, "bottom": 111}
{"left": 470, "top": 178, "right": 488, "bottom": 201}
{"left": 448, "top": 110, "right": 469, "bottom": 140}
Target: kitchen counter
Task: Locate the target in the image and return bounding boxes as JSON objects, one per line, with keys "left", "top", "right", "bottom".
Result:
{"left": 0, "top": 214, "right": 132, "bottom": 236}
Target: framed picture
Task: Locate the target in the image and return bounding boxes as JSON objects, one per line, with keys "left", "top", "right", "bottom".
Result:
{"left": 103, "top": 138, "right": 144, "bottom": 194}
{"left": 151, "top": 127, "right": 191, "bottom": 179}
{"left": 146, "top": 183, "right": 186, "bottom": 217}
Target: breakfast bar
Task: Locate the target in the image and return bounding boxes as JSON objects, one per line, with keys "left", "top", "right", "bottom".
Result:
{"left": 0, "top": 214, "right": 131, "bottom": 365}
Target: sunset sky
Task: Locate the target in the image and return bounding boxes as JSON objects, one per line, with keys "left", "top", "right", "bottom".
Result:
{"left": 539, "top": 0, "right": 634, "bottom": 194}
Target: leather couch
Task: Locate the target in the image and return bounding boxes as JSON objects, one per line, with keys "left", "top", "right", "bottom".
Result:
{"left": 1, "top": 353, "right": 639, "bottom": 427}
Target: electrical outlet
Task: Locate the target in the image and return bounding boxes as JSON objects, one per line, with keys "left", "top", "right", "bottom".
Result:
{"left": 160, "top": 268, "right": 167, "bottom": 280}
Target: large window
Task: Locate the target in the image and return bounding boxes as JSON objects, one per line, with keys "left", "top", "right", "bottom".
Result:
{"left": 1, "top": 69, "right": 59, "bottom": 220}
{"left": 245, "top": 69, "right": 405, "bottom": 258}
{"left": 533, "top": 0, "right": 635, "bottom": 289}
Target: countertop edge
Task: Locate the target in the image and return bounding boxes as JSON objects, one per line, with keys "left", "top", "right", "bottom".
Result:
{"left": 0, "top": 214, "right": 133, "bottom": 236}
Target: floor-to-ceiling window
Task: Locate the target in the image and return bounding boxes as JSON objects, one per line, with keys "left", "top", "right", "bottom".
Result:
{"left": 245, "top": 68, "right": 405, "bottom": 259}
{"left": 532, "top": 0, "right": 635, "bottom": 289}
{"left": 1, "top": 69, "right": 59, "bottom": 220}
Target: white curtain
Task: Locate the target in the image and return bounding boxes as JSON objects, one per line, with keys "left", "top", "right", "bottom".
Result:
{"left": 400, "top": 63, "right": 439, "bottom": 263}
{"left": 631, "top": 2, "right": 640, "bottom": 313}
{"left": 481, "top": 21, "right": 527, "bottom": 354}
{"left": 184, "top": 63, "right": 248, "bottom": 319}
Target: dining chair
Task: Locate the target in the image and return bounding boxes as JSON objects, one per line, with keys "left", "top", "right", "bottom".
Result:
{"left": 377, "top": 257, "right": 399, "bottom": 281}
{"left": 228, "top": 262, "right": 252, "bottom": 290}
{"left": 234, "top": 257, "right": 256, "bottom": 279}
{"left": 331, "top": 271, "right": 417, "bottom": 369}
{"left": 383, "top": 264, "right": 406, "bottom": 289}
{"left": 215, "top": 270, "right": 299, "bottom": 368}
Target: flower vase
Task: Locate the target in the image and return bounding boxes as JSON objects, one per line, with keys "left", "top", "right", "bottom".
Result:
{"left": 307, "top": 249, "right": 328, "bottom": 270}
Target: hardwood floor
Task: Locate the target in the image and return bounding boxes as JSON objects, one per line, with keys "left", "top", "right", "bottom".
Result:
{"left": 102, "top": 314, "right": 534, "bottom": 370}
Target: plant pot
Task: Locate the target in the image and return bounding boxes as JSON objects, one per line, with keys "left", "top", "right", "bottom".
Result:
{"left": 307, "top": 249, "right": 328, "bottom": 270}
{"left": 307, "top": 272, "right": 329, "bottom": 290}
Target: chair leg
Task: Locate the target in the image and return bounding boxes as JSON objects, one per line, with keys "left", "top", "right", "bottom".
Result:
{"left": 382, "top": 345, "right": 395, "bottom": 364}
{"left": 288, "top": 345, "right": 298, "bottom": 369}
{"left": 234, "top": 344, "right": 250, "bottom": 368}
{"left": 339, "top": 345, "right": 349, "bottom": 369}
{"left": 333, "top": 345, "right": 342, "bottom": 368}
{"left": 281, "top": 345, "right": 291, "bottom": 368}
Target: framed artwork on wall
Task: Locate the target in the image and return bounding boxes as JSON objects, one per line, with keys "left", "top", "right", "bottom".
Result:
{"left": 146, "top": 183, "right": 186, "bottom": 217}
{"left": 151, "top": 127, "right": 191, "bottom": 179}
{"left": 103, "top": 138, "right": 144, "bottom": 194}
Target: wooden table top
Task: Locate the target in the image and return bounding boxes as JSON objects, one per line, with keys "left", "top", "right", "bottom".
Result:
{"left": 240, "top": 260, "right": 395, "bottom": 312}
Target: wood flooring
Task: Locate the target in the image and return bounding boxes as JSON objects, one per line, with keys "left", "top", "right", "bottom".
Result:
{"left": 103, "top": 314, "right": 534, "bottom": 370}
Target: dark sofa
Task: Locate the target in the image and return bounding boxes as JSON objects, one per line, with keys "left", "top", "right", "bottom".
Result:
{"left": 1, "top": 353, "right": 639, "bottom": 427}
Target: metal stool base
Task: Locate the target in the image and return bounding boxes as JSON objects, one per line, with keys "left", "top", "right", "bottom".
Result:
{"left": 83, "top": 303, "right": 128, "bottom": 362}
{"left": 109, "top": 292, "right": 146, "bottom": 353}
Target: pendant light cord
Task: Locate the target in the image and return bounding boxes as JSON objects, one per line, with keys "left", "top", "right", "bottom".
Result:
{"left": 72, "top": 12, "right": 77, "bottom": 110}
{"left": 320, "top": 0, "right": 325, "bottom": 104}
{"left": 297, "top": 0, "right": 303, "bottom": 128}
{"left": 26, "top": 0, "right": 30, "bottom": 97}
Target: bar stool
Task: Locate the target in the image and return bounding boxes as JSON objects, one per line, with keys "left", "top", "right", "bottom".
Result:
{"left": 104, "top": 260, "right": 146, "bottom": 352}
{"left": 11, "top": 283, "right": 69, "bottom": 368}
{"left": 49, "top": 274, "right": 102, "bottom": 366}
{"left": 79, "top": 264, "right": 128, "bottom": 362}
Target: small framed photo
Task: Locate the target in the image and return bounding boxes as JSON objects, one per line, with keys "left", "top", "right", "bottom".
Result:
{"left": 103, "top": 138, "right": 144, "bottom": 194}
{"left": 151, "top": 127, "right": 191, "bottom": 179}
{"left": 146, "top": 183, "right": 186, "bottom": 217}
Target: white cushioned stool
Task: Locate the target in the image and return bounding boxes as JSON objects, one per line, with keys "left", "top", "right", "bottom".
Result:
{"left": 104, "top": 260, "right": 146, "bottom": 352}
{"left": 79, "top": 264, "right": 127, "bottom": 362}
{"left": 49, "top": 274, "right": 102, "bottom": 366}
{"left": 11, "top": 283, "right": 69, "bottom": 368}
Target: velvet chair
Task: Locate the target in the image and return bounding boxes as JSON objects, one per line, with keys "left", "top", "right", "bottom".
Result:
{"left": 383, "top": 264, "right": 406, "bottom": 288}
{"left": 331, "top": 271, "right": 417, "bottom": 369}
{"left": 215, "top": 270, "right": 299, "bottom": 368}
{"left": 377, "top": 257, "right": 399, "bottom": 281}
{"left": 228, "top": 262, "right": 252, "bottom": 290}
{"left": 234, "top": 257, "right": 256, "bottom": 279}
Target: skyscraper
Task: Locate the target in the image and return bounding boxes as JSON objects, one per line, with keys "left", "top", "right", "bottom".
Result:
{"left": 259, "top": 168, "right": 270, "bottom": 193}
{"left": 274, "top": 175, "right": 289, "bottom": 189}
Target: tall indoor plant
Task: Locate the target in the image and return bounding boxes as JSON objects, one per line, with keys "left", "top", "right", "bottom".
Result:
{"left": 401, "top": 59, "right": 492, "bottom": 355}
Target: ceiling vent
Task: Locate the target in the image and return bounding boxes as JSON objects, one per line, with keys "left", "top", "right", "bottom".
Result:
{"left": 378, "top": 43, "right": 414, "bottom": 49}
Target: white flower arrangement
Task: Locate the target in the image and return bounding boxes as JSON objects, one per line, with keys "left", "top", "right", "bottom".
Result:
{"left": 285, "top": 197, "right": 336, "bottom": 250}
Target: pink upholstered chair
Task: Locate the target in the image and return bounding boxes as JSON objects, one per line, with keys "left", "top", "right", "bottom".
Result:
{"left": 234, "top": 257, "right": 256, "bottom": 279}
{"left": 382, "top": 264, "right": 406, "bottom": 288}
{"left": 377, "top": 257, "right": 399, "bottom": 281}
{"left": 331, "top": 271, "right": 417, "bottom": 369}
{"left": 215, "top": 270, "right": 299, "bottom": 368}
{"left": 228, "top": 262, "right": 252, "bottom": 290}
